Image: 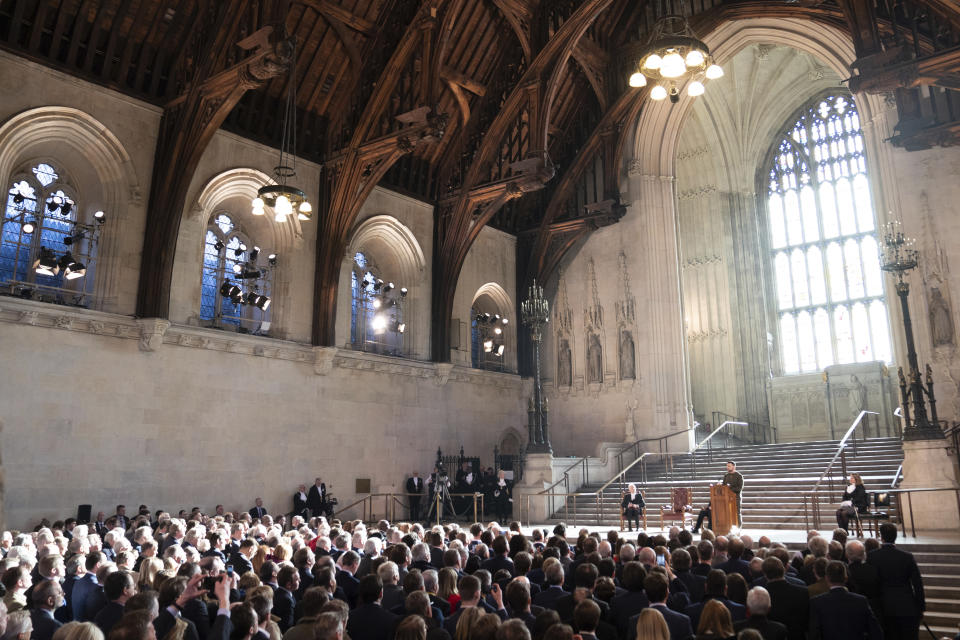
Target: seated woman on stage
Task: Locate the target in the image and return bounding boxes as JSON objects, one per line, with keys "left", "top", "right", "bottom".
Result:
{"left": 621, "top": 483, "right": 645, "bottom": 532}
{"left": 835, "top": 473, "right": 869, "bottom": 532}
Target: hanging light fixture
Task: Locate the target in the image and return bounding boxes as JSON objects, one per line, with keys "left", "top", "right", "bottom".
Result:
{"left": 253, "top": 38, "right": 311, "bottom": 223}
{"left": 628, "top": 5, "right": 723, "bottom": 104}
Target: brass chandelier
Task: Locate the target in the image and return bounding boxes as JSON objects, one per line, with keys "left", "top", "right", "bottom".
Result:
{"left": 628, "top": 13, "right": 723, "bottom": 103}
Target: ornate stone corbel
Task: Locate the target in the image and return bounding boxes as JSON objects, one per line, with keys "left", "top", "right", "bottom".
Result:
{"left": 313, "top": 346, "right": 338, "bottom": 375}
{"left": 435, "top": 362, "right": 454, "bottom": 386}
{"left": 136, "top": 318, "right": 171, "bottom": 352}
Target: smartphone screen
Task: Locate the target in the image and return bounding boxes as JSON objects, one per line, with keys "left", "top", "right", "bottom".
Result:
{"left": 656, "top": 555, "right": 665, "bottom": 566}
{"left": 226, "top": 565, "right": 234, "bottom": 577}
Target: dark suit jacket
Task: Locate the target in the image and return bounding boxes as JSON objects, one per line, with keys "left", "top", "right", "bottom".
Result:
{"left": 481, "top": 555, "right": 516, "bottom": 577}
{"left": 381, "top": 584, "right": 406, "bottom": 612}
{"left": 154, "top": 609, "right": 200, "bottom": 640}
{"left": 716, "top": 557, "right": 752, "bottom": 582}
{"left": 347, "top": 603, "right": 400, "bottom": 640}
{"left": 809, "top": 587, "right": 883, "bottom": 640}
{"left": 31, "top": 609, "right": 62, "bottom": 640}
{"left": 847, "top": 560, "right": 883, "bottom": 617}
{"left": 182, "top": 597, "right": 211, "bottom": 640}
{"left": 734, "top": 615, "right": 788, "bottom": 640}
{"left": 406, "top": 477, "right": 424, "bottom": 495}
{"left": 627, "top": 603, "right": 694, "bottom": 640}
{"left": 691, "top": 563, "right": 713, "bottom": 578}
{"left": 765, "top": 579, "right": 810, "bottom": 640}
{"left": 867, "top": 543, "right": 925, "bottom": 617}
{"left": 429, "top": 593, "right": 451, "bottom": 616}
{"left": 307, "top": 484, "right": 327, "bottom": 513}
{"left": 293, "top": 492, "right": 308, "bottom": 517}
{"left": 555, "top": 594, "right": 609, "bottom": 624}
{"left": 684, "top": 596, "right": 745, "bottom": 631}
{"left": 336, "top": 570, "right": 360, "bottom": 608}
{"left": 672, "top": 570, "right": 706, "bottom": 603}
{"left": 273, "top": 587, "right": 297, "bottom": 632}
{"left": 248, "top": 506, "right": 267, "bottom": 519}
{"left": 228, "top": 552, "right": 253, "bottom": 576}
{"left": 71, "top": 573, "right": 99, "bottom": 621}
{"left": 609, "top": 590, "right": 650, "bottom": 637}
{"left": 532, "top": 585, "right": 568, "bottom": 611}
{"left": 93, "top": 601, "right": 126, "bottom": 635}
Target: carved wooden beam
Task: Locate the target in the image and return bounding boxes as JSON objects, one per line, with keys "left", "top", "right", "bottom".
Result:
{"left": 889, "top": 117, "right": 960, "bottom": 150}
{"left": 429, "top": 0, "right": 614, "bottom": 362}
{"left": 296, "top": 0, "right": 377, "bottom": 35}
{"left": 441, "top": 66, "right": 487, "bottom": 96}
{"left": 849, "top": 44, "right": 960, "bottom": 92}
{"left": 135, "top": 8, "right": 293, "bottom": 319}
{"left": 492, "top": 0, "right": 534, "bottom": 64}
{"left": 311, "top": 1, "right": 450, "bottom": 346}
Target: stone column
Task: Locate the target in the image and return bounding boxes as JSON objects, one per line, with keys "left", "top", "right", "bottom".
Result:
{"left": 513, "top": 453, "right": 557, "bottom": 523}
{"left": 628, "top": 169, "right": 693, "bottom": 443}
{"left": 900, "top": 439, "right": 960, "bottom": 532}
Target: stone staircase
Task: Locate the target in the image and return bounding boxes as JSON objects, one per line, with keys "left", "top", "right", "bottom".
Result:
{"left": 551, "top": 437, "right": 904, "bottom": 529}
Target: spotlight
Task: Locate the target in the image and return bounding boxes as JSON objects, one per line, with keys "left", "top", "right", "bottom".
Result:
{"left": 494, "top": 327, "right": 502, "bottom": 335}
{"left": 47, "top": 199, "right": 58, "bottom": 212}
{"left": 239, "top": 243, "right": 247, "bottom": 251}
{"left": 493, "top": 314, "right": 501, "bottom": 322}
{"left": 400, "top": 287, "right": 408, "bottom": 297}
{"left": 256, "top": 295, "right": 271, "bottom": 310}
{"left": 22, "top": 219, "right": 35, "bottom": 234}
{"left": 385, "top": 282, "right": 394, "bottom": 291}
{"left": 64, "top": 230, "right": 84, "bottom": 246}
{"left": 250, "top": 246, "right": 260, "bottom": 261}
{"left": 19, "top": 287, "right": 32, "bottom": 299}
{"left": 219, "top": 282, "right": 233, "bottom": 296}
{"left": 397, "top": 322, "right": 405, "bottom": 333}
{"left": 243, "top": 291, "right": 259, "bottom": 305}
{"left": 483, "top": 339, "right": 493, "bottom": 353}
{"left": 502, "top": 317, "right": 508, "bottom": 325}
{"left": 33, "top": 247, "right": 59, "bottom": 276}
{"left": 372, "top": 313, "right": 387, "bottom": 333}
{"left": 233, "top": 264, "right": 243, "bottom": 274}
{"left": 372, "top": 298, "right": 382, "bottom": 309}
{"left": 214, "top": 240, "right": 224, "bottom": 252}
{"left": 93, "top": 210, "right": 106, "bottom": 223}
{"left": 496, "top": 344, "right": 505, "bottom": 356}
{"left": 64, "top": 257, "right": 86, "bottom": 280}
{"left": 234, "top": 247, "right": 244, "bottom": 258}
{"left": 12, "top": 193, "right": 24, "bottom": 205}
{"left": 475, "top": 314, "right": 483, "bottom": 324}
{"left": 240, "top": 268, "right": 262, "bottom": 280}
{"left": 268, "top": 254, "right": 277, "bottom": 266}
{"left": 61, "top": 201, "right": 72, "bottom": 216}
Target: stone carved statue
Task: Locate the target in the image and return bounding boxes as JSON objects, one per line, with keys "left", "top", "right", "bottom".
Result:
{"left": 587, "top": 334, "right": 603, "bottom": 384}
{"left": 557, "top": 338, "right": 572, "bottom": 387}
{"left": 619, "top": 329, "right": 636, "bottom": 380}
{"left": 929, "top": 287, "right": 955, "bottom": 347}
{"left": 849, "top": 374, "right": 867, "bottom": 419}
{"left": 625, "top": 396, "right": 639, "bottom": 441}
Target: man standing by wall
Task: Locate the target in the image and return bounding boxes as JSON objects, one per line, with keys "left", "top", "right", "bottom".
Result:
{"left": 406, "top": 472, "right": 423, "bottom": 522}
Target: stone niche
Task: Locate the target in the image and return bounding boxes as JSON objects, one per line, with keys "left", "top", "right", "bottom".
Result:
{"left": 768, "top": 361, "right": 900, "bottom": 442}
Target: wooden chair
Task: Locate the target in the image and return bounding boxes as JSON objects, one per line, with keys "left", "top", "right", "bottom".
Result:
{"left": 860, "top": 492, "right": 892, "bottom": 536}
{"left": 660, "top": 487, "right": 694, "bottom": 531}
{"left": 620, "top": 491, "right": 647, "bottom": 531}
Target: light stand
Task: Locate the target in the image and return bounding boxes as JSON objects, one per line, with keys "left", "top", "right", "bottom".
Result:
{"left": 880, "top": 221, "right": 944, "bottom": 441}
{"left": 522, "top": 279, "right": 552, "bottom": 453}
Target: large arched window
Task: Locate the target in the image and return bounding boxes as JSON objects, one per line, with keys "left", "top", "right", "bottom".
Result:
{"left": 200, "top": 213, "right": 272, "bottom": 331}
{"left": 350, "top": 251, "right": 406, "bottom": 355}
{"left": 766, "top": 94, "right": 892, "bottom": 374}
{"left": 1, "top": 162, "right": 99, "bottom": 305}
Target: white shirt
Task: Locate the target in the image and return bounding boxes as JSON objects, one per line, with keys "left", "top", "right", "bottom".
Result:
{"left": 841, "top": 483, "right": 855, "bottom": 507}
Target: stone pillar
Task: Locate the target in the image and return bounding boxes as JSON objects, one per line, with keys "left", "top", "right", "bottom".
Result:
{"left": 514, "top": 453, "right": 556, "bottom": 523}
{"left": 900, "top": 439, "right": 960, "bottom": 532}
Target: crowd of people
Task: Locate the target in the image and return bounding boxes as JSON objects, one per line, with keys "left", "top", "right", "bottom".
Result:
{"left": 0, "top": 501, "right": 937, "bottom": 640}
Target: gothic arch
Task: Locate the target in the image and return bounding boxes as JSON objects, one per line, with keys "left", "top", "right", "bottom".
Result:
{"left": 347, "top": 214, "right": 427, "bottom": 287}
{"left": 0, "top": 106, "right": 140, "bottom": 312}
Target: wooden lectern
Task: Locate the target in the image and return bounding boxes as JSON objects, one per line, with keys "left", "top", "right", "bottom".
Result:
{"left": 711, "top": 484, "right": 738, "bottom": 535}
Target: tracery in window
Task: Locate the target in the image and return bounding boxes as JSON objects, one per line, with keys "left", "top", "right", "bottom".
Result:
{"left": 766, "top": 94, "right": 892, "bottom": 374}
{"left": 350, "top": 251, "right": 406, "bottom": 355}
{"left": 1, "top": 163, "right": 100, "bottom": 306}
{"left": 199, "top": 213, "right": 272, "bottom": 332}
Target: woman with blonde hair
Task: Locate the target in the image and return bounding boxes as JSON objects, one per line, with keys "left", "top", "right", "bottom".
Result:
{"left": 136, "top": 558, "right": 163, "bottom": 593}
{"left": 52, "top": 622, "right": 104, "bottom": 640}
{"left": 437, "top": 568, "right": 460, "bottom": 610}
{"left": 271, "top": 543, "right": 292, "bottom": 565}
{"left": 695, "top": 600, "right": 735, "bottom": 640}
{"left": 453, "top": 607, "right": 484, "bottom": 640}
{"left": 634, "top": 608, "right": 669, "bottom": 640}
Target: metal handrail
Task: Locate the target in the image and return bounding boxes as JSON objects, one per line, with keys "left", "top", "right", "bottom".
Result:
{"left": 614, "top": 426, "right": 697, "bottom": 474}
{"left": 810, "top": 410, "right": 879, "bottom": 495}
{"left": 891, "top": 463, "right": 903, "bottom": 489}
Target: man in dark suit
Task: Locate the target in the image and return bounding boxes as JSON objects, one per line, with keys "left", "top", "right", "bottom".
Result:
{"left": 734, "top": 586, "right": 788, "bottom": 640}
{"left": 274, "top": 565, "right": 300, "bottom": 632}
{"left": 29, "top": 580, "right": 64, "bottom": 640}
{"left": 868, "top": 523, "right": 924, "bottom": 640}
{"left": 505, "top": 580, "right": 537, "bottom": 632}
{"left": 761, "top": 557, "right": 809, "bottom": 640}
{"left": 336, "top": 551, "right": 362, "bottom": 609}
{"left": 609, "top": 562, "right": 650, "bottom": 637}
{"left": 248, "top": 498, "right": 267, "bottom": 520}
{"left": 71, "top": 552, "right": 104, "bottom": 622}
{"left": 531, "top": 560, "right": 568, "bottom": 612}
{"left": 293, "top": 485, "right": 309, "bottom": 519}
{"left": 627, "top": 573, "right": 694, "bottom": 640}
{"left": 443, "top": 576, "right": 507, "bottom": 635}
{"left": 347, "top": 574, "right": 400, "bottom": 640}
{"left": 716, "top": 538, "right": 752, "bottom": 583}
{"left": 229, "top": 539, "right": 256, "bottom": 576}
{"left": 684, "top": 570, "right": 745, "bottom": 631}
{"left": 809, "top": 561, "right": 883, "bottom": 640}
{"left": 845, "top": 540, "right": 882, "bottom": 618}
{"left": 93, "top": 571, "right": 135, "bottom": 635}
{"left": 153, "top": 576, "right": 202, "bottom": 640}
{"left": 555, "top": 564, "right": 610, "bottom": 624}
{"left": 308, "top": 478, "right": 329, "bottom": 519}
{"left": 691, "top": 540, "right": 714, "bottom": 578}
{"left": 481, "top": 537, "right": 516, "bottom": 577}
{"left": 406, "top": 472, "right": 424, "bottom": 521}
{"left": 670, "top": 549, "right": 706, "bottom": 604}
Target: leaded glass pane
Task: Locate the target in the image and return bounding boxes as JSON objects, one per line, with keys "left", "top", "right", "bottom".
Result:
{"left": 32, "top": 164, "right": 58, "bottom": 187}
{"left": 766, "top": 94, "right": 893, "bottom": 373}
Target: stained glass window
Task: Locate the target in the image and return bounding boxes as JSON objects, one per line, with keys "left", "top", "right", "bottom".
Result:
{"left": 199, "top": 213, "right": 270, "bottom": 329}
{"left": 766, "top": 94, "right": 892, "bottom": 374}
